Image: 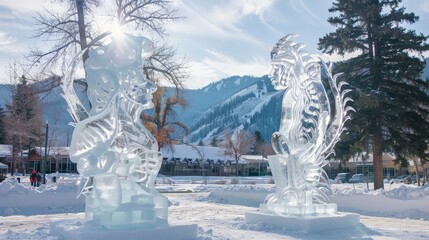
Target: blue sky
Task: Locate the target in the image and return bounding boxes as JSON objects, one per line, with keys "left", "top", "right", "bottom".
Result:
{"left": 0, "top": 0, "right": 428, "bottom": 89}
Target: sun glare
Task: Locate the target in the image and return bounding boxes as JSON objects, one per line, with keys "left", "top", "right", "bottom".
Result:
{"left": 110, "top": 21, "right": 124, "bottom": 40}
{"left": 92, "top": 16, "right": 125, "bottom": 43}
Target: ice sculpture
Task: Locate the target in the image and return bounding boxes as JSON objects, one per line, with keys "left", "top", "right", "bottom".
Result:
{"left": 261, "top": 34, "right": 353, "bottom": 215}
{"left": 62, "top": 33, "right": 168, "bottom": 229}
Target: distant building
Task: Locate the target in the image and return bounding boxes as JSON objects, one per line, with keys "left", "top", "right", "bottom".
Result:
{"left": 0, "top": 145, "right": 77, "bottom": 175}
{"left": 1, "top": 143, "right": 426, "bottom": 179}
{"left": 0, "top": 144, "right": 13, "bottom": 173}
{"left": 323, "top": 152, "right": 420, "bottom": 180}
{"left": 0, "top": 144, "right": 12, "bottom": 163}
{"left": 240, "top": 155, "right": 269, "bottom": 176}
{"left": 160, "top": 145, "right": 265, "bottom": 176}
{"left": 27, "top": 147, "right": 77, "bottom": 174}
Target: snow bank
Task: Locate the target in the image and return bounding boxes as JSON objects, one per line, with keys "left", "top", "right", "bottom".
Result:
{"left": 205, "top": 182, "right": 429, "bottom": 220}
{"left": 0, "top": 175, "right": 84, "bottom": 216}
{"left": 1, "top": 174, "right": 428, "bottom": 221}
{"left": 332, "top": 184, "right": 429, "bottom": 219}
{"left": 245, "top": 211, "right": 360, "bottom": 233}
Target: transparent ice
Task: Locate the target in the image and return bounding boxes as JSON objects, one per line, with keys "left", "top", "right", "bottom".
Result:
{"left": 62, "top": 33, "right": 168, "bottom": 229}
{"left": 261, "top": 34, "right": 354, "bottom": 216}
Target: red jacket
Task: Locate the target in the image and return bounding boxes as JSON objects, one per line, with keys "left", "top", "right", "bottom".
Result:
{"left": 30, "top": 172, "right": 38, "bottom": 183}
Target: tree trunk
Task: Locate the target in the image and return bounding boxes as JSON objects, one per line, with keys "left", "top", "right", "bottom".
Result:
{"left": 11, "top": 136, "right": 16, "bottom": 176}
{"left": 11, "top": 153, "right": 15, "bottom": 176}
{"left": 76, "top": 0, "right": 88, "bottom": 62}
{"left": 413, "top": 158, "right": 420, "bottom": 186}
{"left": 373, "top": 112, "right": 384, "bottom": 189}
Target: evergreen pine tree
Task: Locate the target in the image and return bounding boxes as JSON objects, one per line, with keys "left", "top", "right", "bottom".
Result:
{"left": 319, "top": 0, "right": 429, "bottom": 189}
{"left": 210, "top": 137, "right": 218, "bottom": 147}
{"left": 251, "top": 131, "right": 265, "bottom": 155}
{"left": 3, "top": 76, "right": 44, "bottom": 175}
{"left": 255, "top": 131, "right": 264, "bottom": 143}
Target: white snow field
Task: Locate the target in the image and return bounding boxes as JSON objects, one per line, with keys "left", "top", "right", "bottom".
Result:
{"left": 1, "top": 174, "right": 429, "bottom": 239}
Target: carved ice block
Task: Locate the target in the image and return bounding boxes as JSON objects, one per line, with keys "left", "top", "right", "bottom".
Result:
{"left": 261, "top": 34, "right": 354, "bottom": 216}
{"left": 64, "top": 33, "right": 168, "bottom": 229}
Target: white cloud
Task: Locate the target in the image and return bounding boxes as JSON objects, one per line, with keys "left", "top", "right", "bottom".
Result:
{"left": 168, "top": 0, "right": 272, "bottom": 44}
{"left": 238, "top": 0, "right": 275, "bottom": 16}
{"left": 184, "top": 49, "right": 270, "bottom": 89}
{"left": 0, "top": 0, "right": 45, "bottom": 12}
{"left": 185, "top": 61, "right": 221, "bottom": 89}
{"left": 0, "top": 21, "right": 33, "bottom": 31}
{"left": 235, "top": 0, "right": 280, "bottom": 35}
{"left": 321, "top": 51, "right": 362, "bottom": 63}
{"left": 424, "top": 2, "right": 429, "bottom": 13}
{"left": 403, "top": 1, "right": 429, "bottom": 20}
{"left": 287, "top": 0, "right": 325, "bottom": 25}
{"left": 0, "top": 32, "right": 17, "bottom": 45}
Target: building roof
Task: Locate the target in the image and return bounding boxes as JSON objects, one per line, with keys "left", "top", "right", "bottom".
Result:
{"left": 0, "top": 144, "right": 12, "bottom": 157}
{"left": 161, "top": 145, "right": 246, "bottom": 164}
{"left": 343, "top": 152, "right": 397, "bottom": 163}
{"left": 0, "top": 162, "right": 8, "bottom": 169}
{"left": 241, "top": 155, "right": 267, "bottom": 163}
{"left": 31, "top": 147, "right": 70, "bottom": 156}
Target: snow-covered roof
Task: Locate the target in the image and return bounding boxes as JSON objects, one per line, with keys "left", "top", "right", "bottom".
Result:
{"left": 162, "top": 145, "right": 227, "bottom": 160}
{"left": 241, "top": 155, "right": 267, "bottom": 163}
{"left": 161, "top": 145, "right": 245, "bottom": 163}
{"left": 31, "top": 147, "right": 70, "bottom": 156}
{"left": 340, "top": 152, "right": 397, "bottom": 163}
{"left": 382, "top": 153, "right": 396, "bottom": 161}
{"left": 0, "top": 162, "right": 8, "bottom": 169}
{"left": 0, "top": 144, "right": 12, "bottom": 157}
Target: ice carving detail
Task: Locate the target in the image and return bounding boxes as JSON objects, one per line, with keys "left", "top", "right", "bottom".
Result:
{"left": 262, "top": 34, "right": 354, "bottom": 215}
{"left": 62, "top": 33, "right": 168, "bottom": 229}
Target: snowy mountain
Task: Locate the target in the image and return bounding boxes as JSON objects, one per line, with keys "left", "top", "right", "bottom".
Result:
{"left": 176, "top": 75, "right": 263, "bottom": 125}
{"left": 181, "top": 75, "right": 282, "bottom": 144}
{"left": 0, "top": 84, "right": 11, "bottom": 107}
{"left": 183, "top": 59, "right": 429, "bottom": 144}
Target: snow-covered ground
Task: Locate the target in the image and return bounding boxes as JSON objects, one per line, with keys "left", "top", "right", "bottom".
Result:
{"left": 1, "top": 174, "right": 429, "bottom": 239}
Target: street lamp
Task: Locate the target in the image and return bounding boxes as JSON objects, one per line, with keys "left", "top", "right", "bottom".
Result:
{"left": 42, "top": 121, "right": 48, "bottom": 184}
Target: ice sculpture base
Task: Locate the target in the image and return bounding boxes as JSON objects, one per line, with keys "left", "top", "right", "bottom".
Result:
{"left": 245, "top": 211, "right": 360, "bottom": 233}
{"left": 89, "top": 207, "right": 159, "bottom": 230}
{"left": 50, "top": 219, "right": 198, "bottom": 240}
{"left": 259, "top": 202, "right": 337, "bottom": 215}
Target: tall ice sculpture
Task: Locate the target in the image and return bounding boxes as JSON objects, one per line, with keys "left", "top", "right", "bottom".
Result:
{"left": 68, "top": 33, "right": 168, "bottom": 229}
{"left": 246, "top": 34, "right": 360, "bottom": 232}
{"left": 52, "top": 33, "right": 197, "bottom": 239}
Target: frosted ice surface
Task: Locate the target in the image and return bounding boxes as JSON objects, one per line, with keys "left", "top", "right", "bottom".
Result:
{"left": 64, "top": 33, "right": 168, "bottom": 229}
{"left": 262, "top": 34, "right": 354, "bottom": 216}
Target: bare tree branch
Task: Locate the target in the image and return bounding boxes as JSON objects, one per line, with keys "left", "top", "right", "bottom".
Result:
{"left": 144, "top": 44, "right": 188, "bottom": 89}
{"left": 223, "top": 129, "right": 255, "bottom": 176}
{"left": 28, "top": 0, "right": 187, "bottom": 99}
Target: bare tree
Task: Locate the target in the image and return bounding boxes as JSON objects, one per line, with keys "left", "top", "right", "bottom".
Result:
{"left": 411, "top": 154, "right": 428, "bottom": 186}
{"left": 29, "top": 0, "right": 185, "bottom": 89}
{"left": 29, "top": 0, "right": 188, "bottom": 149}
{"left": 223, "top": 129, "right": 254, "bottom": 176}
{"left": 251, "top": 130, "right": 274, "bottom": 157}
{"left": 144, "top": 44, "right": 188, "bottom": 89}
{"left": 258, "top": 143, "right": 275, "bottom": 158}
{"left": 142, "top": 87, "right": 188, "bottom": 151}
{"left": 175, "top": 139, "right": 209, "bottom": 181}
